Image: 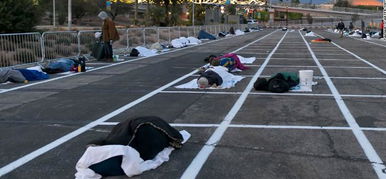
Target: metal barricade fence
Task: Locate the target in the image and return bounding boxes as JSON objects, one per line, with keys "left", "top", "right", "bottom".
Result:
{"left": 1, "top": 24, "right": 262, "bottom": 67}
{"left": 144, "top": 27, "right": 158, "bottom": 46}
{"left": 127, "top": 28, "right": 145, "bottom": 48}
{"left": 113, "top": 29, "right": 129, "bottom": 52}
{"left": 170, "top": 27, "right": 181, "bottom": 40}
{"left": 0, "top": 32, "right": 42, "bottom": 67}
{"left": 186, "top": 26, "right": 195, "bottom": 37}
{"left": 179, "top": 26, "right": 189, "bottom": 37}
{"left": 158, "top": 27, "right": 171, "bottom": 44}
{"left": 42, "top": 31, "right": 78, "bottom": 61}
{"left": 77, "top": 30, "right": 100, "bottom": 57}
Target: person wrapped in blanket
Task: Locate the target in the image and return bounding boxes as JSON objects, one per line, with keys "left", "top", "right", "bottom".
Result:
{"left": 0, "top": 68, "right": 49, "bottom": 84}
{"left": 204, "top": 53, "right": 248, "bottom": 71}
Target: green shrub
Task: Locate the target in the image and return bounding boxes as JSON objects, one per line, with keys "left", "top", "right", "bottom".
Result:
{"left": 0, "top": 0, "right": 41, "bottom": 33}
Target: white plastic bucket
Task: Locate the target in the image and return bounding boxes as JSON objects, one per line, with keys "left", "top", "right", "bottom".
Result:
{"left": 299, "top": 70, "right": 313, "bottom": 91}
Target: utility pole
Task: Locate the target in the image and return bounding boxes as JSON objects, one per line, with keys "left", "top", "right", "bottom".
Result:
{"left": 68, "top": 0, "right": 72, "bottom": 30}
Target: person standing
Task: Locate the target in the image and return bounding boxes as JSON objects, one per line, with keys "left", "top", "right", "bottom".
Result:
{"left": 349, "top": 22, "right": 354, "bottom": 31}
{"left": 98, "top": 11, "right": 120, "bottom": 61}
{"left": 380, "top": 20, "right": 384, "bottom": 39}
{"left": 337, "top": 20, "right": 345, "bottom": 38}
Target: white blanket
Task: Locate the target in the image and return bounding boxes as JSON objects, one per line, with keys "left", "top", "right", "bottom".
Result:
{"left": 237, "top": 55, "right": 256, "bottom": 64}
{"left": 305, "top": 32, "right": 316, "bottom": 37}
{"left": 171, "top": 37, "right": 190, "bottom": 48}
{"left": 289, "top": 82, "right": 318, "bottom": 92}
{"left": 187, "top": 37, "right": 202, "bottom": 45}
{"left": 135, "top": 46, "right": 158, "bottom": 57}
{"left": 175, "top": 66, "right": 244, "bottom": 89}
{"left": 75, "top": 130, "right": 191, "bottom": 179}
{"left": 235, "top": 30, "right": 245, "bottom": 36}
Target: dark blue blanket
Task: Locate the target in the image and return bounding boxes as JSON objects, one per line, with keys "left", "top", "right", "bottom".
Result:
{"left": 17, "top": 69, "right": 49, "bottom": 81}
{"left": 198, "top": 30, "right": 216, "bottom": 40}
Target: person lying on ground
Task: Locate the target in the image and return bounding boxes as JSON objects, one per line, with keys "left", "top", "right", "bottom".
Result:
{"left": 197, "top": 67, "right": 223, "bottom": 88}
{"left": 254, "top": 72, "right": 299, "bottom": 93}
{"left": 0, "top": 69, "right": 28, "bottom": 84}
{"left": 205, "top": 53, "right": 249, "bottom": 71}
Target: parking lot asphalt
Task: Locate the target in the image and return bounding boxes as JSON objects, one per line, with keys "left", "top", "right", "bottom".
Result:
{"left": 0, "top": 28, "right": 385, "bottom": 179}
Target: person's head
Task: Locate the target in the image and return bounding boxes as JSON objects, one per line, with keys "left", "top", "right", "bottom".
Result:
{"left": 197, "top": 77, "right": 209, "bottom": 88}
{"left": 98, "top": 11, "right": 109, "bottom": 20}
{"left": 204, "top": 55, "right": 216, "bottom": 63}
{"left": 210, "top": 58, "right": 220, "bottom": 66}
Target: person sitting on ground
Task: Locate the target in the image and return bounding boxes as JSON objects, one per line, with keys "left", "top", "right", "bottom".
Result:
{"left": 197, "top": 67, "right": 223, "bottom": 88}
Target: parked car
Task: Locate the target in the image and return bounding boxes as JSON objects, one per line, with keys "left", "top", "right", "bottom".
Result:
{"left": 247, "top": 19, "right": 258, "bottom": 24}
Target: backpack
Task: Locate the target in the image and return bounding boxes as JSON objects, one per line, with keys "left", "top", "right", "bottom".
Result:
{"left": 130, "top": 48, "right": 140, "bottom": 56}
{"left": 253, "top": 78, "right": 268, "bottom": 91}
{"left": 268, "top": 78, "right": 290, "bottom": 93}
{"left": 267, "top": 73, "right": 298, "bottom": 93}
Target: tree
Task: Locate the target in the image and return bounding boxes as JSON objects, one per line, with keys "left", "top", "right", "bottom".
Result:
{"left": 110, "top": 0, "right": 132, "bottom": 20}
{"left": 187, "top": 4, "right": 206, "bottom": 25}
{"left": 291, "top": 0, "right": 300, "bottom": 4}
{"left": 226, "top": 4, "right": 236, "bottom": 15}
{"left": 335, "top": 0, "right": 350, "bottom": 7}
{"left": 0, "top": 0, "right": 41, "bottom": 33}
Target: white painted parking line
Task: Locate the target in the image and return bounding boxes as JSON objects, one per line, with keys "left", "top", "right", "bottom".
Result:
{"left": 247, "top": 65, "right": 371, "bottom": 69}
{"left": 161, "top": 90, "right": 386, "bottom": 98}
{"left": 0, "top": 30, "right": 280, "bottom": 177}
{"left": 318, "top": 59, "right": 358, "bottom": 61}
{"left": 97, "top": 122, "right": 386, "bottom": 132}
{"left": 315, "top": 33, "right": 386, "bottom": 75}
{"left": 330, "top": 77, "right": 386, "bottom": 80}
{"left": 160, "top": 91, "right": 242, "bottom": 95}
{"left": 300, "top": 31, "right": 386, "bottom": 179}
{"left": 181, "top": 31, "right": 289, "bottom": 179}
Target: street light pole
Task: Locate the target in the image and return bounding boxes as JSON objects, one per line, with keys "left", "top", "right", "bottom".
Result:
{"left": 286, "top": 6, "right": 288, "bottom": 27}
{"left": 192, "top": 0, "right": 195, "bottom": 26}
{"left": 68, "top": 0, "right": 72, "bottom": 30}
{"left": 53, "top": 0, "right": 56, "bottom": 27}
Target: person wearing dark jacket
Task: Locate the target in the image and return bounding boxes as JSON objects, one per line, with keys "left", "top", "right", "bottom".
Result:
{"left": 349, "top": 22, "right": 354, "bottom": 31}
{"left": 197, "top": 69, "right": 223, "bottom": 88}
{"left": 337, "top": 20, "right": 345, "bottom": 38}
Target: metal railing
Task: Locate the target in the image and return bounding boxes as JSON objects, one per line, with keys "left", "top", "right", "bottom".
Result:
{"left": 42, "top": 31, "right": 78, "bottom": 61}
{"left": 0, "top": 32, "right": 42, "bottom": 67}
